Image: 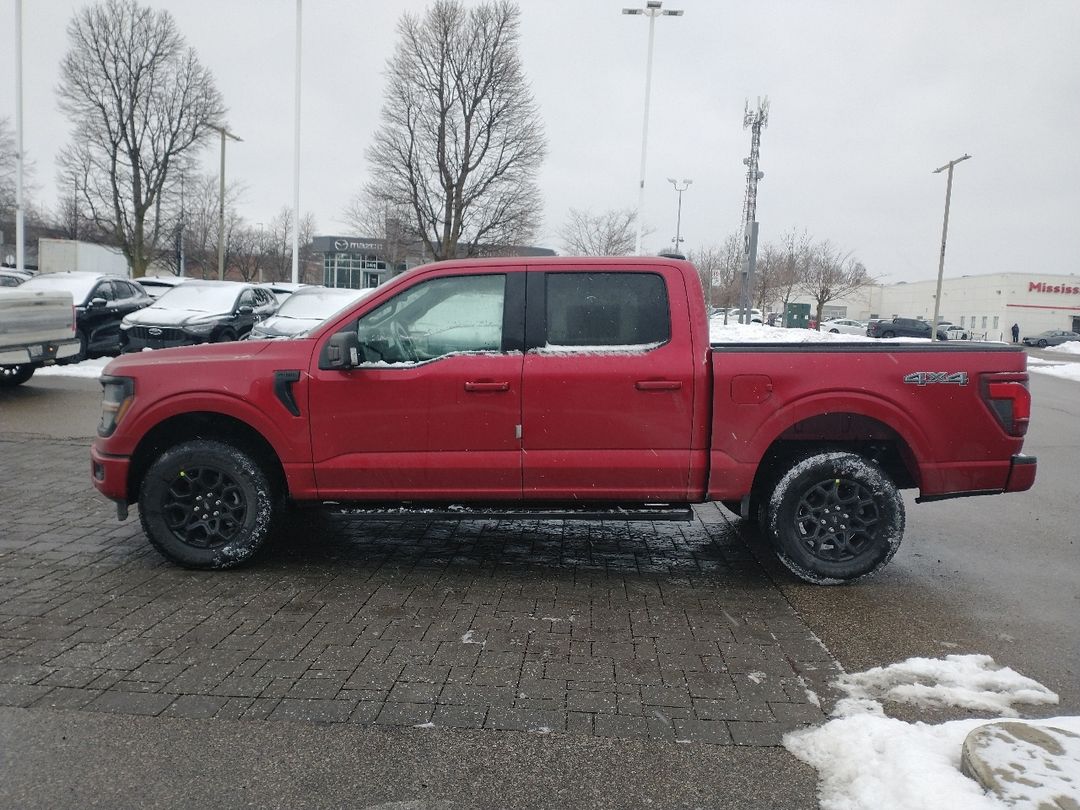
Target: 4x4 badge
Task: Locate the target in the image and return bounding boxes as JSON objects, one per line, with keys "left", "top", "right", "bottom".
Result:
{"left": 903, "top": 371, "right": 968, "bottom": 386}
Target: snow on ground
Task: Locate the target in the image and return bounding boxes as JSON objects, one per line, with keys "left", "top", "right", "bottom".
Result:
{"left": 1028, "top": 358, "right": 1080, "bottom": 383}
{"left": 784, "top": 654, "right": 1079, "bottom": 810}
{"left": 1046, "top": 340, "right": 1080, "bottom": 356}
{"left": 35, "top": 357, "right": 110, "bottom": 379}
{"left": 710, "top": 321, "right": 878, "bottom": 343}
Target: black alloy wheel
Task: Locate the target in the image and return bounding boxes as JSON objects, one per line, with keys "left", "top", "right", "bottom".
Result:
{"left": 763, "top": 451, "right": 904, "bottom": 584}
{"left": 139, "top": 439, "right": 277, "bottom": 568}
{"left": 0, "top": 364, "right": 35, "bottom": 386}
{"left": 160, "top": 465, "right": 247, "bottom": 549}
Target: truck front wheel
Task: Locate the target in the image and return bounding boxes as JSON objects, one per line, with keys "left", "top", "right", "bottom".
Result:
{"left": 763, "top": 451, "right": 904, "bottom": 584}
{"left": 138, "top": 439, "right": 277, "bottom": 569}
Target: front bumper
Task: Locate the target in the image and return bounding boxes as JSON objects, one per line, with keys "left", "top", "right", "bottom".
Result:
{"left": 91, "top": 443, "right": 131, "bottom": 503}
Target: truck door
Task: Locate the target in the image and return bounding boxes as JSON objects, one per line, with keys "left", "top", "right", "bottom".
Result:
{"left": 308, "top": 270, "right": 525, "bottom": 501}
{"left": 521, "top": 267, "right": 696, "bottom": 501}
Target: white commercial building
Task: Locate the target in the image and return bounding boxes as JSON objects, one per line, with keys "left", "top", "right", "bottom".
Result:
{"left": 800, "top": 272, "right": 1080, "bottom": 342}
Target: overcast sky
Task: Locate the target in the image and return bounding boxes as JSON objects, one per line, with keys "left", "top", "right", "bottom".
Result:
{"left": 4, "top": 0, "right": 1079, "bottom": 282}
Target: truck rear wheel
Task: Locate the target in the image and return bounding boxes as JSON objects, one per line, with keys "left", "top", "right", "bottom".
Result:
{"left": 763, "top": 451, "right": 904, "bottom": 584}
{"left": 0, "top": 364, "right": 35, "bottom": 387}
{"left": 138, "top": 439, "right": 277, "bottom": 569}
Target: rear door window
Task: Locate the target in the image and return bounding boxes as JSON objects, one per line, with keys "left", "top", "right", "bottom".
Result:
{"left": 544, "top": 272, "right": 669, "bottom": 348}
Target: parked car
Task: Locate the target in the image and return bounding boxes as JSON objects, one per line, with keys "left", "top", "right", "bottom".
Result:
{"left": 135, "top": 275, "right": 189, "bottom": 299}
{"left": 818, "top": 318, "right": 867, "bottom": 336}
{"left": 0, "top": 287, "right": 80, "bottom": 386}
{"left": 944, "top": 325, "right": 970, "bottom": 340}
{"left": 247, "top": 286, "right": 372, "bottom": 340}
{"left": 18, "top": 271, "right": 152, "bottom": 361}
{"left": 258, "top": 281, "right": 310, "bottom": 305}
{"left": 724, "top": 307, "right": 764, "bottom": 323}
{"left": 120, "top": 280, "right": 278, "bottom": 351}
{"left": 867, "top": 317, "right": 949, "bottom": 341}
{"left": 0, "top": 268, "right": 34, "bottom": 287}
{"left": 92, "top": 256, "right": 1036, "bottom": 584}
{"left": 1022, "top": 330, "right": 1080, "bottom": 347}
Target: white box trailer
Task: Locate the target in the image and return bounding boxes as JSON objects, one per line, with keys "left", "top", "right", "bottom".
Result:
{"left": 38, "top": 239, "right": 129, "bottom": 277}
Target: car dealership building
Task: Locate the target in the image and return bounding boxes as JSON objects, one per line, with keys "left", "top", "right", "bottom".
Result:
{"left": 810, "top": 272, "right": 1080, "bottom": 341}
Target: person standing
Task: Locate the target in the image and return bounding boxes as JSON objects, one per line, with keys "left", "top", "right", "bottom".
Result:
{"left": 1011, "top": 323, "right": 1020, "bottom": 343}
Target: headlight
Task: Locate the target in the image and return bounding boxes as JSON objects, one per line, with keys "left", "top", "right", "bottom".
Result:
{"left": 98, "top": 375, "right": 135, "bottom": 437}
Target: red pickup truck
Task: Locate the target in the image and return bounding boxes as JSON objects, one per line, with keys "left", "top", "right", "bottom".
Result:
{"left": 90, "top": 257, "right": 1036, "bottom": 584}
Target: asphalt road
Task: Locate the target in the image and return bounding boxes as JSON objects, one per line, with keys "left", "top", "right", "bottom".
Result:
{"left": 1, "top": 357, "right": 1077, "bottom": 807}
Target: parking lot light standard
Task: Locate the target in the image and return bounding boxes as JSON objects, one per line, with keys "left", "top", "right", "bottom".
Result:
{"left": 207, "top": 124, "right": 243, "bottom": 280}
{"left": 623, "top": 1, "right": 683, "bottom": 256}
{"left": 667, "top": 178, "right": 692, "bottom": 255}
{"left": 931, "top": 153, "right": 971, "bottom": 341}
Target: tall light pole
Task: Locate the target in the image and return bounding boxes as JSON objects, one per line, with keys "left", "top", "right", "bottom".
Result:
{"left": 666, "top": 178, "right": 691, "bottom": 254}
{"left": 623, "top": 1, "right": 683, "bottom": 256}
{"left": 930, "top": 153, "right": 971, "bottom": 342}
{"left": 14, "top": 0, "right": 25, "bottom": 272}
{"left": 292, "top": 0, "right": 303, "bottom": 284}
{"left": 207, "top": 124, "right": 242, "bottom": 280}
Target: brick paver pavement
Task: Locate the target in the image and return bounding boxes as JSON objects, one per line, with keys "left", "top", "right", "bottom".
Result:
{"left": 0, "top": 437, "right": 841, "bottom": 744}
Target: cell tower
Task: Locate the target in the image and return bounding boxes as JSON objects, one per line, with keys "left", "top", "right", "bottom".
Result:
{"left": 738, "top": 97, "right": 769, "bottom": 322}
{"left": 741, "top": 97, "right": 769, "bottom": 227}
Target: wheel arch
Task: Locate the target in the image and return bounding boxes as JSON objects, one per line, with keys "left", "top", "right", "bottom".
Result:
{"left": 127, "top": 412, "right": 287, "bottom": 505}
{"left": 746, "top": 401, "right": 928, "bottom": 500}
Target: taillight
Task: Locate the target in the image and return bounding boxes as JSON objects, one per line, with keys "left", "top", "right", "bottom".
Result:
{"left": 981, "top": 373, "right": 1030, "bottom": 437}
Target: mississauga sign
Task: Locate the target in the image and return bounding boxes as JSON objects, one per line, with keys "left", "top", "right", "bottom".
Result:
{"left": 1029, "top": 281, "right": 1080, "bottom": 295}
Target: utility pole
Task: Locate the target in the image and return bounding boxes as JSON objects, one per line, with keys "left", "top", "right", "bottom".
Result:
{"left": 930, "top": 154, "right": 971, "bottom": 342}
{"left": 14, "top": 0, "right": 25, "bottom": 272}
{"left": 667, "top": 178, "right": 691, "bottom": 254}
{"left": 292, "top": 0, "right": 303, "bottom": 284}
{"left": 207, "top": 124, "right": 242, "bottom": 280}
{"left": 739, "top": 97, "right": 769, "bottom": 323}
{"left": 622, "top": 1, "right": 683, "bottom": 256}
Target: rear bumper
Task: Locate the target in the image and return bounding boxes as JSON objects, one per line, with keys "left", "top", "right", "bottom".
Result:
{"left": 91, "top": 443, "right": 131, "bottom": 502}
{"left": 1004, "top": 453, "right": 1037, "bottom": 493}
{"left": 0, "top": 338, "right": 80, "bottom": 366}
{"left": 916, "top": 454, "right": 1036, "bottom": 502}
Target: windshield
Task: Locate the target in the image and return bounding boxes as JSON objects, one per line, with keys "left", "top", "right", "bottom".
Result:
{"left": 21, "top": 274, "right": 98, "bottom": 304}
{"left": 152, "top": 284, "right": 240, "bottom": 312}
{"left": 277, "top": 288, "right": 371, "bottom": 319}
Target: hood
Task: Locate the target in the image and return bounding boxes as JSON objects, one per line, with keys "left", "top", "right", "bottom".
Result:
{"left": 103, "top": 339, "right": 274, "bottom": 375}
{"left": 124, "top": 306, "right": 227, "bottom": 327}
{"left": 249, "top": 315, "right": 320, "bottom": 339}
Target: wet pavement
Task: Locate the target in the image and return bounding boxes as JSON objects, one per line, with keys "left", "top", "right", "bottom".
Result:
{"left": 0, "top": 437, "right": 838, "bottom": 746}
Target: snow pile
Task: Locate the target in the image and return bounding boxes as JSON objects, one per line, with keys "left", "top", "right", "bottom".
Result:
{"left": 832, "top": 654, "right": 1058, "bottom": 717}
{"left": 708, "top": 321, "right": 938, "bottom": 345}
{"left": 1046, "top": 340, "right": 1080, "bottom": 356}
{"left": 1028, "top": 358, "right": 1080, "bottom": 383}
{"left": 784, "top": 654, "right": 1079, "bottom": 810}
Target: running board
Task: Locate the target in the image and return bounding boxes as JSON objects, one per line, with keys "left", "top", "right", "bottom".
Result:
{"left": 321, "top": 503, "right": 696, "bottom": 522}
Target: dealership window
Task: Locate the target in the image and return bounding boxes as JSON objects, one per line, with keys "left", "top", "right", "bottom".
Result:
{"left": 982, "top": 316, "right": 988, "bottom": 329}
{"left": 960, "top": 316, "right": 965, "bottom": 327}
{"left": 992, "top": 316, "right": 999, "bottom": 330}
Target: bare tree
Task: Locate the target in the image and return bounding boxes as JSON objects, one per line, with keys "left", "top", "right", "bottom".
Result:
{"left": 264, "top": 208, "right": 319, "bottom": 283}
{"left": 689, "top": 233, "right": 744, "bottom": 310}
{"left": 367, "top": 0, "right": 546, "bottom": 261}
{"left": 56, "top": 0, "right": 224, "bottom": 276}
{"left": 0, "top": 116, "right": 39, "bottom": 228}
{"left": 559, "top": 208, "right": 640, "bottom": 256}
{"left": 801, "top": 239, "right": 873, "bottom": 325}
{"left": 342, "top": 190, "right": 415, "bottom": 274}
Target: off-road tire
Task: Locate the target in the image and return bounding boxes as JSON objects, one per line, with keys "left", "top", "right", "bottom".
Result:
{"left": 762, "top": 451, "right": 904, "bottom": 584}
{"left": 0, "top": 364, "right": 35, "bottom": 387}
{"left": 139, "top": 439, "right": 277, "bottom": 569}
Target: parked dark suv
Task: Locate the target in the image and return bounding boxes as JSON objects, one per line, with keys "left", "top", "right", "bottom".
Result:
{"left": 120, "top": 280, "right": 278, "bottom": 351}
{"left": 867, "top": 317, "right": 949, "bottom": 341}
{"left": 18, "top": 271, "right": 152, "bottom": 361}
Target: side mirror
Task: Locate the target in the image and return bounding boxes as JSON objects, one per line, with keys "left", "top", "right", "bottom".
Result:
{"left": 90, "top": 297, "right": 107, "bottom": 308}
{"left": 324, "top": 331, "right": 361, "bottom": 370}
{"left": 237, "top": 305, "right": 254, "bottom": 316}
